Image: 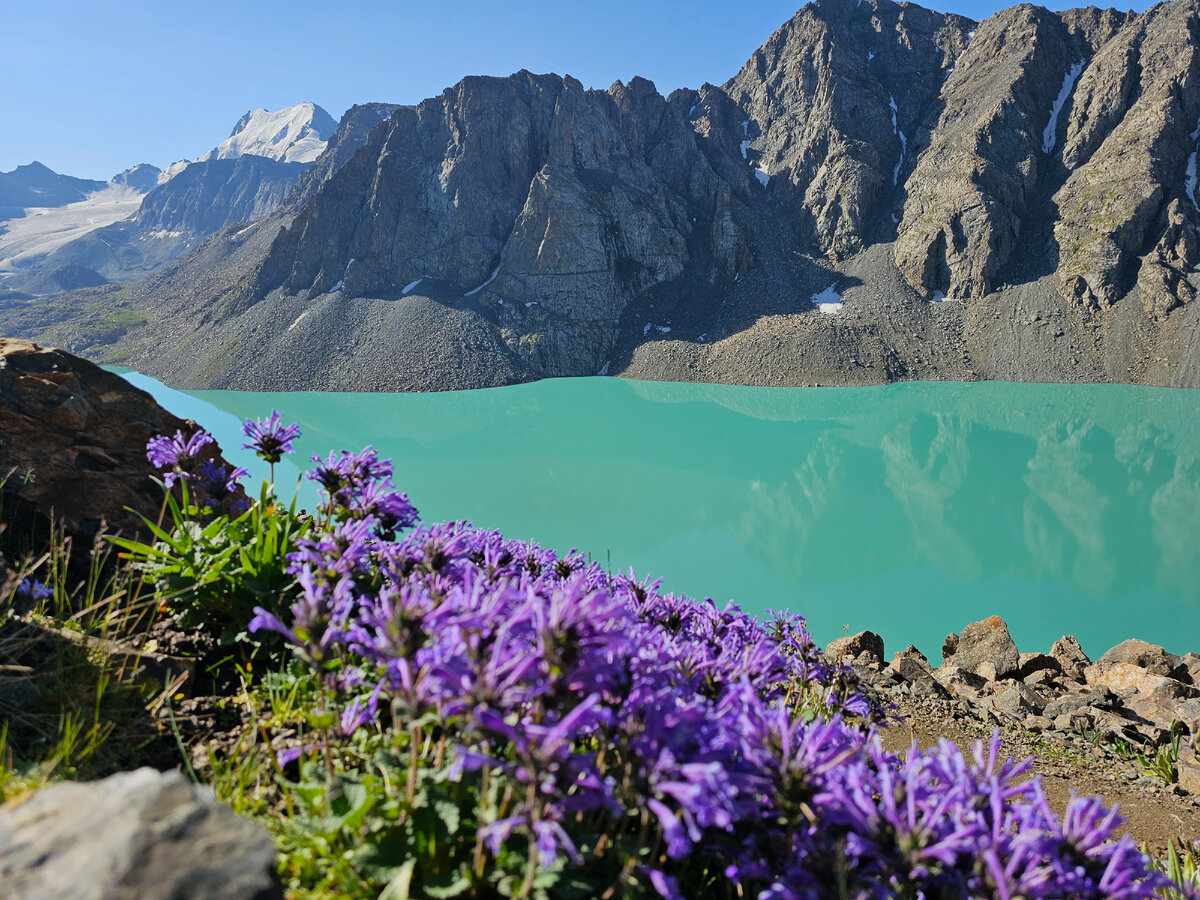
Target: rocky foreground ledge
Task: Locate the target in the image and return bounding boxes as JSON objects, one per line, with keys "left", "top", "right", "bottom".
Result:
{"left": 828, "top": 616, "right": 1200, "bottom": 797}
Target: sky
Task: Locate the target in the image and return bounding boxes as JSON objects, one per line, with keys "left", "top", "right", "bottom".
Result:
{"left": 2, "top": 0, "right": 1158, "bottom": 181}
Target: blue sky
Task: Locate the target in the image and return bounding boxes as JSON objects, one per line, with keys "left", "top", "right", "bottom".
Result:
{"left": 2, "top": 0, "right": 1156, "bottom": 180}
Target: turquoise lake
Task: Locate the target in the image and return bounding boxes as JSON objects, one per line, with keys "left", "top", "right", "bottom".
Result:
{"left": 118, "top": 372, "right": 1200, "bottom": 662}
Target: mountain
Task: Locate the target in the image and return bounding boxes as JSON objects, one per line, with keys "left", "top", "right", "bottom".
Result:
{"left": 0, "top": 104, "right": 336, "bottom": 295}
{"left": 5, "top": 0, "right": 1199, "bottom": 390}
{"left": 111, "top": 163, "right": 163, "bottom": 192}
{"left": 197, "top": 102, "right": 337, "bottom": 164}
{"left": 0, "top": 162, "right": 107, "bottom": 219}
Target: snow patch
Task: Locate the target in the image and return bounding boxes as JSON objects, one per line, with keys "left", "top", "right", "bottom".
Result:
{"left": 889, "top": 96, "right": 907, "bottom": 185}
{"left": 464, "top": 266, "right": 499, "bottom": 296}
{"left": 328, "top": 279, "right": 343, "bottom": 293}
{"left": 525, "top": 301, "right": 537, "bottom": 307}
{"left": 965, "top": 30, "right": 975, "bottom": 43}
{"left": 657, "top": 325, "right": 672, "bottom": 334}
{"left": 402, "top": 277, "right": 424, "bottom": 295}
{"left": 1042, "top": 60, "right": 1085, "bottom": 154}
{"left": 598, "top": 360, "right": 610, "bottom": 376}
{"left": 740, "top": 140, "right": 751, "bottom": 160}
{"left": 1188, "top": 117, "right": 1200, "bottom": 211}
{"left": 643, "top": 323, "right": 652, "bottom": 336}
{"left": 811, "top": 283, "right": 843, "bottom": 314}
{"left": 158, "top": 160, "right": 190, "bottom": 184}
{"left": 742, "top": 121, "right": 749, "bottom": 138}
{"left": 930, "top": 291, "right": 960, "bottom": 303}
{"left": 867, "top": 51, "right": 876, "bottom": 62}
{"left": 1187, "top": 152, "right": 1198, "bottom": 211}
{"left": 755, "top": 168, "right": 771, "bottom": 187}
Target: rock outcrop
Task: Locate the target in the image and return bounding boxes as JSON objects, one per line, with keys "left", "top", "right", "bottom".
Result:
{"left": 0, "top": 768, "right": 281, "bottom": 900}
{"left": 3, "top": 0, "right": 1200, "bottom": 391}
{"left": 0, "top": 339, "right": 236, "bottom": 563}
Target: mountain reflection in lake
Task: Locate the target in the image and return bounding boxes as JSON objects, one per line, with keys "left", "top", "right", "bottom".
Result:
{"left": 119, "top": 372, "right": 1200, "bottom": 661}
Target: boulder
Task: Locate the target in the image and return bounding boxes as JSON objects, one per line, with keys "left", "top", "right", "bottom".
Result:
{"left": 1024, "top": 668, "right": 1060, "bottom": 689}
{"left": 931, "top": 665, "right": 988, "bottom": 702}
{"left": 1018, "top": 652, "right": 1062, "bottom": 679}
{"left": 948, "top": 616, "right": 1020, "bottom": 681}
{"left": 0, "top": 768, "right": 281, "bottom": 899}
{"left": 1084, "top": 661, "right": 1199, "bottom": 701}
{"left": 825, "top": 630, "right": 884, "bottom": 666}
{"left": 993, "top": 683, "right": 1048, "bottom": 719}
{"left": 0, "top": 339, "right": 238, "bottom": 569}
{"left": 1182, "top": 653, "right": 1200, "bottom": 686}
{"left": 1049, "top": 636, "right": 1091, "bottom": 683}
{"left": 1094, "top": 639, "right": 1189, "bottom": 682}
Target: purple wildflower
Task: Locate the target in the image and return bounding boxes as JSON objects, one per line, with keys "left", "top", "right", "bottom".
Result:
{"left": 197, "top": 459, "right": 249, "bottom": 513}
{"left": 146, "top": 428, "right": 214, "bottom": 487}
{"left": 15, "top": 578, "right": 53, "bottom": 602}
{"left": 242, "top": 411, "right": 301, "bottom": 464}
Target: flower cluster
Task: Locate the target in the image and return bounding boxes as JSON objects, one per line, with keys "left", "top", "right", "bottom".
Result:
{"left": 243, "top": 440, "right": 1165, "bottom": 899}
{"left": 146, "top": 427, "right": 248, "bottom": 515}
{"left": 307, "top": 446, "right": 418, "bottom": 539}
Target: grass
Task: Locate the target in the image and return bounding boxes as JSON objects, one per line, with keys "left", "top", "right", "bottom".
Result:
{"left": 0, "top": 511, "right": 170, "bottom": 801}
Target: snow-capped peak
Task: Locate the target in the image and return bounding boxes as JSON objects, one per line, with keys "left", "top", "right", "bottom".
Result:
{"left": 197, "top": 102, "right": 337, "bottom": 165}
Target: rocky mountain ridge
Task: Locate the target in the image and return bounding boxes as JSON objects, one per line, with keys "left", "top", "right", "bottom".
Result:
{"left": 4, "top": 0, "right": 1200, "bottom": 390}
{"left": 0, "top": 104, "right": 337, "bottom": 296}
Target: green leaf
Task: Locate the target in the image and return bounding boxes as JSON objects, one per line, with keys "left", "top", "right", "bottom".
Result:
{"left": 433, "top": 798, "right": 461, "bottom": 836}
{"left": 424, "top": 871, "right": 473, "bottom": 898}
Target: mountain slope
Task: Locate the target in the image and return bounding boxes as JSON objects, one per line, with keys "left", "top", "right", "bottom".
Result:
{"left": 0, "top": 104, "right": 338, "bottom": 294}
{"left": 0, "top": 162, "right": 107, "bottom": 219}
{"left": 6, "top": 0, "right": 1200, "bottom": 391}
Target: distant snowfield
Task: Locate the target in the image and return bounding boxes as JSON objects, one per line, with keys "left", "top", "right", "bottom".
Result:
{"left": 0, "top": 185, "right": 144, "bottom": 271}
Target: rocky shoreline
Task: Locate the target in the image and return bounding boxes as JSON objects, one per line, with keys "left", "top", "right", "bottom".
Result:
{"left": 827, "top": 615, "right": 1200, "bottom": 846}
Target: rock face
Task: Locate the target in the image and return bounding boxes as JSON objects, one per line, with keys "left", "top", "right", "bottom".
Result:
{"left": 0, "top": 339, "right": 234, "bottom": 559}
{"left": 0, "top": 768, "right": 281, "bottom": 900}
{"left": 3, "top": 0, "right": 1200, "bottom": 391}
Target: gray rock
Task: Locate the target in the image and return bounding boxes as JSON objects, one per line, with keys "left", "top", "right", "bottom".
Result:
{"left": 994, "top": 683, "right": 1048, "bottom": 718}
{"left": 1019, "top": 652, "right": 1063, "bottom": 679}
{"left": 0, "top": 768, "right": 280, "bottom": 900}
{"left": 1050, "top": 636, "right": 1091, "bottom": 683}
{"left": 1094, "top": 638, "right": 1189, "bottom": 681}
{"left": 825, "top": 630, "right": 885, "bottom": 665}
{"left": 931, "top": 665, "right": 988, "bottom": 702}
{"left": 1024, "top": 668, "right": 1060, "bottom": 689}
{"left": 949, "top": 616, "right": 1020, "bottom": 681}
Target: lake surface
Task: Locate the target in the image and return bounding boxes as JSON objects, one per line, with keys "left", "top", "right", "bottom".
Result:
{"left": 118, "top": 372, "right": 1200, "bottom": 662}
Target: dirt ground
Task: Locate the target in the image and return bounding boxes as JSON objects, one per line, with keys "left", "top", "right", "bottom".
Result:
{"left": 880, "top": 697, "right": 1200, "bottom": 856}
